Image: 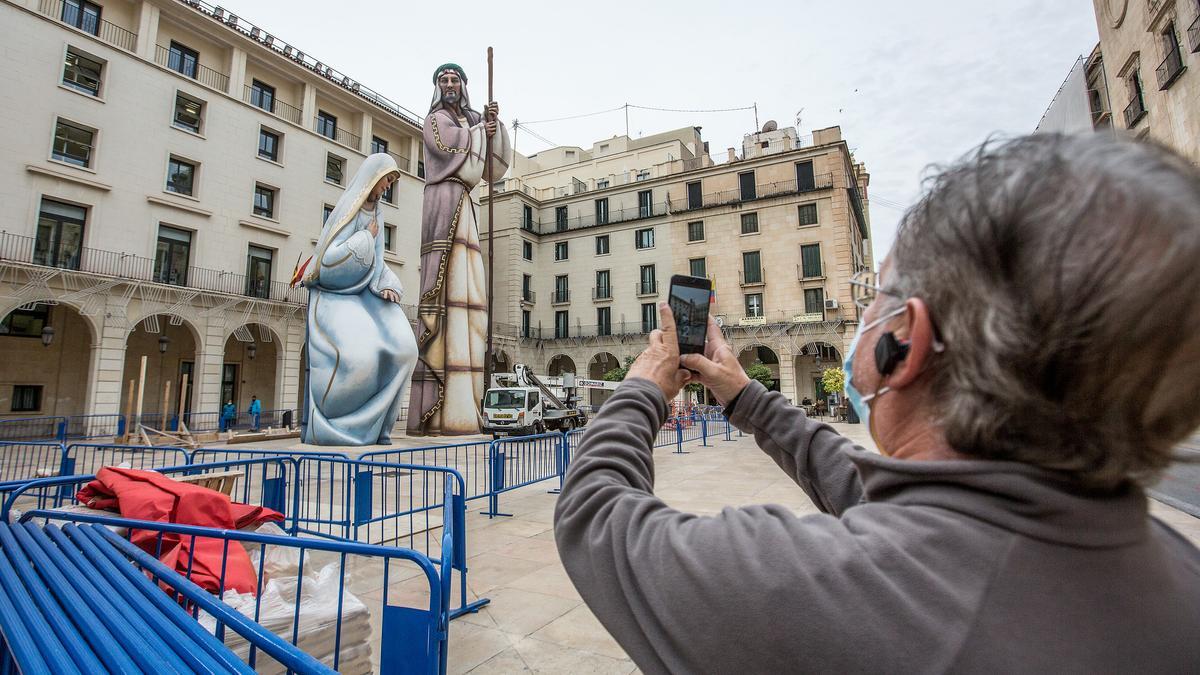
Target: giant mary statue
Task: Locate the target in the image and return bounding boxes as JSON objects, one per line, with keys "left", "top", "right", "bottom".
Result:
{"left": 302, "top": 153, "right": 416, "bottom": 445}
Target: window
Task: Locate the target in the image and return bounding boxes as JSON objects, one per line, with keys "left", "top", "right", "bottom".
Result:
{"left": 636, "top": 170, "right": 650, "bottom": 181}
{"left": 741, "top": 212, "right": 759, "bottom": 235}
{"left": 326, "top": 154, "right": 345, "bottom": 185}
{"left": 171, "top": 93, "right": 203, "bottom": 134}
{"left": 258, "top": 127, "right": 280, "bottom": 162}
{"left": 253, "top": 184, "right": 276, "bottom": 219}
{"left": 555, "top": 311, "right": 569, "bottom": 339}
{"left": 638, "top": 190, "right": 653, "bottom": 218}
{"left": 596, "top": 178, "right": 609, "bottom": 189}
{"left": 689, "top": 257, "right": 707, "bottom": 278}
{"left": 635, "top": 228, "right": 655, "bottom": 250}
{"left": 739, "top": 171, "right": 756, "bottom": 200}
{"left": 687, "top": 221, "right": 705, "bottom": 242}
{"left": 167, "top": 41, "right": 198, "bottom": 79}
{"left": 597, "top": 307, "right": 611, "bottom": 336}
{"left": 250, "top": 79, "right": 275, "bottom": 113}
{"left": 595, "top": 235, "right": 610, "bottom": 255}
{"left": 800, "top": 244, "right": 822, "bottom": 278}
{"left": 322, "top": 204, "right": 334, "bottom": 224}
{"left": 1157, "top": 22, "right": 1185, "bottom": 89}
{"left": 371, "top": 136, "right": 388, "bottom": 154}
{"left": 0, "top": 306, "right": 50, "bottom": 338}
{"left": 166, "top": 156, "right": 196, "bottom": 196}
{"left": 384, "top": 224, "right": 395, "bottom": 251}
{"left": 804, "top": 288, "right": 825, "bottom": 315}
{"left": 317, "top": 110, "right": 337, "bottom": 140}
{"left": 61, "top": 0, "right": 100, "bottom": 35}
{"left": 641, "top": 303, "right": 658, "bottom": 332}
{"left": 522, "top": 240, "right": 532, "bottom": 261}
{"left": 595, "top": 198, "right": 609, "bottom": 225}
{"left": 555, "top": 241, "right": 568, "bottom": 261}
{"left": 35, "top": 199, "right": 85, "bottom": 270}
{"left": 798, "top": 203, "right": 819, "bottom": 226}
{"left": 221, "top": 364, "right": 238, "bottom": 408}
{"left": 154, "top": 224, "right": 191, "bottom": 285}
{"left": 523, "top": 204, "right": 533, "bottom": 230}
{"left": 52, "top": 118, "right": 94, "bottom": 167}
{"left": 639, "top": 264, "right": 657, "bottom": 295}
{"left": 62, "top": 48, "right": 103, "bottom": 96}
{"left": 10, "top": 386, "right": 42, "bottom": 413}
{"left": 796, "top": 161, "right": 816, "bottom": 191}
{"left": 556, "top": 206, "right": 568, "bottom": 231}
{"left": 745, "top": 293, "right": 764, "bottom": 318}
{"left": 595, "top": 270, "right": 611, "bottom": 299}
{"left": 522, "top": 274, "right": 533, "bottom": 302}
{"left": 1125, "top": 65, "right": 1146, "bottom": 127}
{"left": 521, "top": 310, "right": 531, "bottom": 337}
{"left": 554, "top": 275, "right": 569, "bottom": 303}
{"left": 686, "top": 181, "right": 702, "bottom": 209}
{"left": 743, "top": 251, "right": 762, "bottom": 284}
{"left": 245, "top": 245, "right": 273, "bottom": 298}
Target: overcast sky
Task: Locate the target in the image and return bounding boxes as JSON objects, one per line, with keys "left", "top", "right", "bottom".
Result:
{"left": 218, "top": 0, "right": 1100, "bottom": 261}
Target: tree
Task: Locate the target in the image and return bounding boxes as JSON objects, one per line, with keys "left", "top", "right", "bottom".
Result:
{"left": 821, "top": 367, "right": 845, "bottom": 397}
{"left": 744, "top": 360, "right": 775, "bottom": 390}
{"left": 602, "top": 356, "right": 636, "bottom": 382}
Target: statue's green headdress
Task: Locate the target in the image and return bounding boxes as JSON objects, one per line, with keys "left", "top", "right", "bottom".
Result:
{"left": 432, "top": 63, "right": 467, "bottom": 84}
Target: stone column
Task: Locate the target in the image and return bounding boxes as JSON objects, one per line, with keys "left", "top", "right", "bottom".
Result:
{"left": 301, "top": 83, "right": 317, "bottom": 133}
{"left": 134, "top": 1, "right": 160, "bottom": 61}
{"left": 359, "top": 113, "right": 373, "bottom": 154}
{"left": 84, "top": 314, "right": 129, "bottom": 417}
{"left": 778, "top": 346, "right": 796, "bottom": 405}
{"left": 226, "top": 46, "right": 246, "bottom": 99}
{"left": 280, "top": 317, "right": 305, "bottom": 416}
{"left": 193, "top": 321, "right": 224, "bottom": 416}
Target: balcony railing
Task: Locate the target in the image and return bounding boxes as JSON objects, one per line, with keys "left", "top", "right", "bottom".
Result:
{"left": 154, "top": 45, "right": 230, "bottom": 92}
{"left": 1124, "top": 94, "right": 1147, "bottom": 128}
{"left": 241, "top": 85, "right": 303, "bottom": 125}
{"left": 740, "top": 270, "right": 765, "bottom": 287}
{"left": 528, "top": 201, "right": 670, "bottom": 235}
{"left": 636, "top": 280, "right": 659, "bottom": 297}
{"left": 592, "top": 286, "right": 612, "bottom": 301}
{"left": 672, "top": 174, "right": 834, "bottom": 213}
{"left": 0, "top": 231, "right": 305, "bottom": 305}
{"left": 315, "top": 117, "right": 362, "bottom": 151}
{"left": 39, "top": 0, "right": 137, "bottom": 52}
{"left": 551, "top": 290, "right": 571, "bottom": 305}
{"left": 387, "top": 151, "right": 412, "bottom": 174}
{"left": 1189, "top": 14, "right": 1200, "bottom": 54}
{"left": 1156, "top": 44, "right": 1186, "bottom": 90}
{"left": 521, "top": 289, "right": 536, "bottom": 305}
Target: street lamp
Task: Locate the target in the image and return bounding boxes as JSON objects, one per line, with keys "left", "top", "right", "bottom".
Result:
{"left": 158, "top": 335, "right": 170, "bottom": 354}
{"left": 247, "top": 342, "right": 257, "bottom": 360}
{"left": 40, "top": 325, "right": 54, "bottom": 347}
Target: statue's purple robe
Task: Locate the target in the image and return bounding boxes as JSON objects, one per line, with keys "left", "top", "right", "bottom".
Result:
{"left": 407, "top": 107, "right": 510, "bottom": 435}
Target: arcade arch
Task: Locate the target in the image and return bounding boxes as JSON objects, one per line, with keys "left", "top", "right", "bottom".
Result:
{"left": 737, "top": 344, "right": 781, "bottom": 392}
{"left": 121, "top": 314, "right": 199, "bottom": 423}
{"left": 0, "top": 302, "right": 95, "bottom": 417}
{"left": 222, "top": 323, "right": 282, "bottom": 414}
{"left": 587, "top": 352, "right": 620, "bottom": 407}
{"left": 547, "top": 354, "right": 577, "bottom": 377}
{"left": 793, "top": 342, "right": 843, "bottom": 405}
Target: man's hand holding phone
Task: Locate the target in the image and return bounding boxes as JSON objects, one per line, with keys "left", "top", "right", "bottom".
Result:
{"left": 627, "top": 303, "right": 693, "bottom": 400}
{"left": 679, "top": 316, "right": 750, "bottom": 406}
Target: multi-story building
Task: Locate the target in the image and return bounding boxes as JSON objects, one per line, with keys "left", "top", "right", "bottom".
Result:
{"left": 0, "top": 0, "right": 427, "bottom": 430}
{"left": 1087, "top": 0, "right": 1200, "bottom": 155}
{"left": 481, "top": 124, "right": 873, "bottom": 407}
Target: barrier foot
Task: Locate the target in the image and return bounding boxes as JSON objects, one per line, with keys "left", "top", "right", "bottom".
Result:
{"left": 547, "top": 488, "right": 561, "bottom": 494}
{"left": 450, "top": 597, "right": 492, "bottom": 620}
{"left": 481, "top": 509, "right": 513, "bottom": 518}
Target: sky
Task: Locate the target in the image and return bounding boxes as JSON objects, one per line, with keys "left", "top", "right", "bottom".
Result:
{"left": 216, "top": 0, "right": 1101, "bottom": 262}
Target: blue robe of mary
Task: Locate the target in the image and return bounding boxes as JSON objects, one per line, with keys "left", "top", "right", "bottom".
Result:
{"left": 303, "top": 154, "right": 416, "bottom": 445}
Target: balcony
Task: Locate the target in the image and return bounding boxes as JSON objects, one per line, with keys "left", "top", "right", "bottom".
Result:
{"left": 551, "top": 290, "right": 571, "bottom": 306}
{"left": 528, "top": 201, "right": 669, "bottom": 235}
{"left": 315, "top": 118, "right": 362, "bottom": 151}
{"left": 39, "top": 0, "right": 137, "bottom": 52}
{"left": 592, "top": 286, "right": 613, "bottom": 301}
{"left": 739, "top": 270, "right": 766, "bottom": 287}
{"left": 672, "top": 174, "right": 834, "bottom": 213}
{"left": 154, "top": 45, "right": 230, "bottom": 92}
{"left": 796, "top": 265, "right": 825, "bottom": 282}
{"left": 387, "top": 151, "right": 412, "bottom": 174}
{"left": 1156, "top": 44, "right": 1186, "bottom": 90}
{"left": 636, "top": 280, "right": 659, "bottom": 297}
{"left": 1124, "top": 95, "right": 1147, "bottom": 128}
{"left": 1190, "top": 14, "right": 1200, "bottom": 53}
{"left": 520, "top": 289, "right": 536, "bottom": 305}
{"left": 0, "top": 231, "right": 305, "bottom": 305}
{"left": 242, "top": 85, "right": 303, "bottom": 125}
{"left": 511, "top": 320, "right": 650, "bottom": 340}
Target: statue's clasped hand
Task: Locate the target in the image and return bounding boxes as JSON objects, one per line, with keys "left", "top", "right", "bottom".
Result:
{"left": 380, "top": 289, "right": 401, "bottom": 304}
{"left": 485, "top": 102, "right": 499, "bottom": 138}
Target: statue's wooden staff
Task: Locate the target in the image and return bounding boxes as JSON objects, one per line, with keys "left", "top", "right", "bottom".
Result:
{"left": 483, "top": 46, "right": 496, "bottom": 402}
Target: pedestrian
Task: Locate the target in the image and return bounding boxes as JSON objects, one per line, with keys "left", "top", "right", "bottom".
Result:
{"left": 554, "top": 134, "right": 1200, "bottom": 673}
{"left": 248, "top": 395, "right": 261, "bottom": 431}
{"left": 220, "top": 400, "right": 235, "bottom": 432}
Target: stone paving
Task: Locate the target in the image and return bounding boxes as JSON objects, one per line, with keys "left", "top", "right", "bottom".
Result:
{"left": 218, "top": 422, "right": 1200, "bottom": 673}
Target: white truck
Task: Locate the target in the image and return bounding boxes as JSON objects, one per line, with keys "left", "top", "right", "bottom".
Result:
{"left": 481, "top": 364, "right": 616, "bottom": 438}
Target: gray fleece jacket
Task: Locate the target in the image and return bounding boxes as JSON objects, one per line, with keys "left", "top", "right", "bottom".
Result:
{"left": 553, "top": 378, "right": 1200, "bottom": 674}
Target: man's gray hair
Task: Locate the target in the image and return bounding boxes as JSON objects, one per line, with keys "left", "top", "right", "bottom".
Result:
{"left": 890, "top": 133, "right": 1200, "bottom": 489}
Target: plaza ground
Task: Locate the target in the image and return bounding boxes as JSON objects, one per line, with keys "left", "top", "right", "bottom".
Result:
{"left": 232, "top": 421, "right": 1200, "bottom": 674}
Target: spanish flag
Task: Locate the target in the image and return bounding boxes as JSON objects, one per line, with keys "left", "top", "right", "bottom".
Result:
{"left": 289, "top": 253, "right": 311, "bottom": 288}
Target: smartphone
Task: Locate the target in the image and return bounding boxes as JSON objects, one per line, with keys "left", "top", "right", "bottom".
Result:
{"left": 668, "top": 274, "right": 713, "bottom": 355}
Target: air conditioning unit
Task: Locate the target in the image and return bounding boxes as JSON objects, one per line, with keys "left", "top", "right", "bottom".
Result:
{"left": 824, "top": 298, "right": 839, "bottom": 310}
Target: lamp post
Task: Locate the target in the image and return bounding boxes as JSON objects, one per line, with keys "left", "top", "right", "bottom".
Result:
{"left": 158, "top": 335, "right": 170, "bottom": 353}
{"left": 247, "top": 342, "right": 257, "bottom": 360}
{"left": 40, "top": 325, "right": 54, "bottom": 347}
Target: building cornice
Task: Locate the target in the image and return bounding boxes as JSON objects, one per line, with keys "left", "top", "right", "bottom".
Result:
{"left": 25, "top": 164, "right": 113, "bottom": 191}
{"left": 147, "top": 195, "right": 213, "bottom": 217}
{"left": 238, "top": 219, "right": 289, "bottom": 237}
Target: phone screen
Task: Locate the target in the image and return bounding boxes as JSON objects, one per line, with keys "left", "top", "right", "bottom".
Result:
{"left": 669, "top": 277, "right": 712, "bottom": 354}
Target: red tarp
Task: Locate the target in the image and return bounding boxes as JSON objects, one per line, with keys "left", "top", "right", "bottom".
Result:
{"left": 77, "top": 467, "right": 283, "bottom": 595}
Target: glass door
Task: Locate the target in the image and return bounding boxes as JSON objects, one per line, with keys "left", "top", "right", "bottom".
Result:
{"left": 246, "top": 246, "right": 273, "bottom": 298}
{"left": 155, "top": 225, "right": 191, "bottom": 285}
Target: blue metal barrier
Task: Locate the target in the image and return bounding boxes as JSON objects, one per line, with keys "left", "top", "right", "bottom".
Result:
{"left": 361, "top": 441, "right": 492, "bottom": 501}
{"left": 0, "top": 417, "right": 67, "bottom": 443}
{"left": 0, "top": 442, "right": 66, "bottom": 484}
{"left": 62, "top": 443, "right": 190, "bottom": 478}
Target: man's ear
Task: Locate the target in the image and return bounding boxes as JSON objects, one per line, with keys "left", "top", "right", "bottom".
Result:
{"left": 885, "top": 298, "right": 935, "bottom": 389}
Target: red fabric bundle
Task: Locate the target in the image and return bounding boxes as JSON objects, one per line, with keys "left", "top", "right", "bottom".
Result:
{"left": 77, "top": 467, "right": 283, "bottom": 595}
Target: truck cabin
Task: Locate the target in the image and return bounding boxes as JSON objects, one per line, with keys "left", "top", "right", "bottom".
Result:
{"left": 485, "top": 388, "right": 539, "bottom": 411}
